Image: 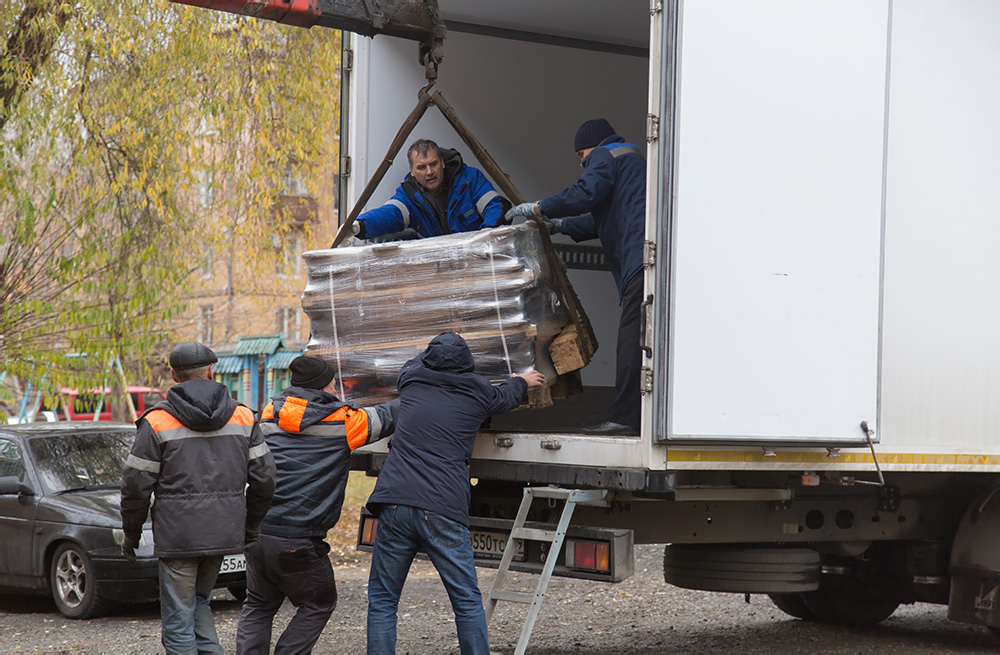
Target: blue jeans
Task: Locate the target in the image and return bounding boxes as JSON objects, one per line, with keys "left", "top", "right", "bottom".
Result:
{"left": 159, "top": 556, "right": 224, "bottom": 655}
{"left": 367, "top": 505, "right": 488, "bottom": 654}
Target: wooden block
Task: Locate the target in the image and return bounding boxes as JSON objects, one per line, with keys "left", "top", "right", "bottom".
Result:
{"left": 548, "top": 324, "right": 589, "bottom": 375}
{"left": 526, "top": 385, "right": 553, "bottom": 409}
{"left": 548, "top": 371, "right": 583, "bottom": 401}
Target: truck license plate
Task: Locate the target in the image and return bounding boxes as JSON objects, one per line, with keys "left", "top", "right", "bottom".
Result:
{"left": 219, "top": 554, "right": 246, "bottom": 574}
{"left": 471, "top": 531, "right": 524, "bottom": 561}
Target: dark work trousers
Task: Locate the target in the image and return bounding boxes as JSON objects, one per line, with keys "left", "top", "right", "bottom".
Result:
{"left": 605, "top": 272, "right": 643, "bottom": 429}
{"left": 235, "top": 534, "right": 337, "bottom": 655}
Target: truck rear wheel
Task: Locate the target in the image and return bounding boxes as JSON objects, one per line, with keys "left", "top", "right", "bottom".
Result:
{"left": 800, "top": 573, "right": 900, "bottom": 625}
{"left": 767, "top": 593, "right": 815, "bottom": 620}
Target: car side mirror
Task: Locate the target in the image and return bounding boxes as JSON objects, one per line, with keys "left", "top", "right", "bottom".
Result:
{"left": 0, "top": 475, "right": 33, "bottom": 496}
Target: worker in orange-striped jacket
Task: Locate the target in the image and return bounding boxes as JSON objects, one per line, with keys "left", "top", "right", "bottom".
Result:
{"left": 236, "top": 355, "right": 399, "bottom": 655}
{"left": 121, "top": 341, "right": 276, "bottom": 655}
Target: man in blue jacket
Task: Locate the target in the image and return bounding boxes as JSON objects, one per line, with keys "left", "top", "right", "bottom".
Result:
{"left": 505, "top": 118, "right": 646, "bottom": 435}
{"left": 351, "top": 139, "right": 508, "bottom": 240}
{"left": 236, "top": 356, "right": 399, "bottom": 655}
{"left": 365, "top": 333, "right": 544, "bottom": 655}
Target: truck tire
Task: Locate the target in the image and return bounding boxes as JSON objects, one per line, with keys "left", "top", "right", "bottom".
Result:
{"left": 663, "top": 545, "right": 821, "bottom": 594}
{"left": 767, "top": 593, "right": 815, "bottom": 620}
{"left": 800, "top": 573, "right": 900, "bottom": 625}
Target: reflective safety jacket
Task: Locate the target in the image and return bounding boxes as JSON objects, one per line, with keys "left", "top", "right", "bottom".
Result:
{"left": 356, "top": 148, "right": 505, "bottom": 239}
{"left": 539, "top": 134, "right": 647, "bottom": 299}
{"left": 121, "top": 379, "right": 276, "bottom": 558}
{"left": 259, "top": 386, "right": 399, "bottom": 538}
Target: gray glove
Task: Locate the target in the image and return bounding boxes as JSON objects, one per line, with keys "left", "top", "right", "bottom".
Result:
{"left": 121, "top": 536, "right": 138, "bottom": 563}
{"left": 546, "top": 218, "right": 566, "bottom": 235}
{"left": 504, "top": 202, "right": 541, "bottom": 223}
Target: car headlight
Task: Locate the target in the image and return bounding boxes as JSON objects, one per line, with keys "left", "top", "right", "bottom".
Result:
{"left": 112, "top": 528, "right": 156, "bottom": 557}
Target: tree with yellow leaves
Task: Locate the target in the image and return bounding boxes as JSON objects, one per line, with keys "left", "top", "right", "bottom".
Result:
{"left": 1, "top": 0, "right": 339, "bottom": 419}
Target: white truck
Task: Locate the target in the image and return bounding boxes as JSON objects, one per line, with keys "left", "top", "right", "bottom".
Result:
{"left": 178, "top": 0, "right": 1000, "bottom": 638}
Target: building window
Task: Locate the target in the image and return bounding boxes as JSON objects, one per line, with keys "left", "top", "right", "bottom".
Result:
{"left": 281, "top": 169, "right": 309, "bottom": 198}
{"left": 200, "top": 245, "right": 214, "bottom": 279}
{"left": 275, "top": 236, "right": 300, "bottom": 278}
{"left": 198, "top": 169, "right": 214, "bottom": 209}
{"left": 198, "top": 305, "right": 214, "bottom": 343}
{"left": 275, "top": 306, "right": 299, "bottom": 339}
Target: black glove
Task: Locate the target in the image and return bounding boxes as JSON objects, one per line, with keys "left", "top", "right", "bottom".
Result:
{"left": 121, "top": 536, "right": 138, "bottom": 563}
{"left": 547, "top": 218, "right": 566, "bottom": 235}
{"left": 244, "top": 528, "right": 261, "bottom": 551}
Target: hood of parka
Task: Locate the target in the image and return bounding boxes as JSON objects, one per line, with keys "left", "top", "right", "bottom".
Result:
{"left": 415, "top": 332, "right": 475, "bottom": 374}
{"left": 163, "top": 379, "right": 239, "bottom": 432}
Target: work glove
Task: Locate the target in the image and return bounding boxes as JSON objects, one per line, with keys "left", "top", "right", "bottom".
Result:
{"left": 546, "top": 218, "right": 566, "bottom": 235}
{"left": 244, "top": 528, "right": 261, "bottom": 551}
{"left": 504, "top": 201, "right": 541, "bottom": 223}
{"left": 121, "top": 536, "right": 138, "bottom": 563}
{"left": 350, "top": 221, "right": 364, "bottom": 237}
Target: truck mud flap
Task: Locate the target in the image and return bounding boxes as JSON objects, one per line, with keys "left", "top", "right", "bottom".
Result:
{"left": 663, "top": 544, "right": 820, "bottom": 594}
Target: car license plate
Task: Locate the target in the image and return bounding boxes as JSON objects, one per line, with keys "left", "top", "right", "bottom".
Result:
{"left": 471, "top": 531, "right": 524, "bottom": 561}
{"left": 219, "top": 553, "right": 246, "bottom": 574}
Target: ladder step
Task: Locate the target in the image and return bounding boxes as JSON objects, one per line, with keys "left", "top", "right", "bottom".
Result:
{"left": 527, "top": 487, "right": 609, "bottom": 505}
{"left": 512, "top": 527, "right": 557, "bottom": 542}
{"left": 490, "top": 589, "right": 535, "bottom": 604}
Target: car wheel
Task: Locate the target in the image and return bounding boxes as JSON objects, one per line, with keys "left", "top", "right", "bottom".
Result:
{"left": 50, "top": 542, "right": 107, "bottom": 619}
{"left": 228, "top": 585, "right": 247, "bottom": 602}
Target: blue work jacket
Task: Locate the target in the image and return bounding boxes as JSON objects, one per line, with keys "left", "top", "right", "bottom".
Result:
{"left": 539, "top": 134, "right": 647, "bottom": 299}
{"left": 357, "top": 148, "right": 505, "bottom": 239}
{"left": 366, "top": 333, "right": 528, "bottom": 526}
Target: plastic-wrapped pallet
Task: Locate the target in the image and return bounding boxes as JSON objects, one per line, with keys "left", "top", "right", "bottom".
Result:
{"left": 301, "top": 223, "right": 572, "bottom": 404}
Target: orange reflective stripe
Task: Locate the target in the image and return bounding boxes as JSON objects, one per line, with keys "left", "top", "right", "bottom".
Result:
{"left": 145, "top": 409, "right": 183, "bottom": 432}
{"left": 339, "top": 407, "right": 370, "bottom": 450}
{"left": 277, "top": 397, "right": 307, "bottom": 433}
{"left": 230, "top": 405, "right": 255, "bottom": 426}
{"left": 261, "top": 403, "right": 274, "bottom": 421}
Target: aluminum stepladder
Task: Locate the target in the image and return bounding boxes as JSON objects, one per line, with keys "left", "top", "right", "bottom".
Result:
{"left": 485, "top": 486, "right": 609, "bottom": 655}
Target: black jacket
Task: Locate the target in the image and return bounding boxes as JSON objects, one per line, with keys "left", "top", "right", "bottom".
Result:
{"left": 121, "top": 379, "right": 276, "bottom": 558}
{"left": 259, "top": 387, "right": 398, "bottom": 538}
{"left": 366, "top": 333, "right": 528, "bottom": 526}
{"left": 539, "top": 134, "right": 647, "bottom": 299}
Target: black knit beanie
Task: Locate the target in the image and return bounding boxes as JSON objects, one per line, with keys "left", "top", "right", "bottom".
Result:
{"left": 289, "top": 356, "right": 336, "bottom": 390}
{"left": 574, "top": 118, "right": 616, "bottom": 151}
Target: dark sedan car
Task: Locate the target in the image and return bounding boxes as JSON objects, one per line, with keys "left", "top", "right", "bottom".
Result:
{"left": 0, "top": 423, "right": 246, "bottom": 619}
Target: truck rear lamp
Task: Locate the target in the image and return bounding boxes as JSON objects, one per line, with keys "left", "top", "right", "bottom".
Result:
{"left": 565, "top": 539, "right": 610, "bottom": 573}
{"left": 360, "top": 517, "right": 378, "bottom": 547}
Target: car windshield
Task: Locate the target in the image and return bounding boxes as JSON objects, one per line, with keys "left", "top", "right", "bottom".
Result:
{"left": 26, "top": 430, "right": 134, "bottom": 494}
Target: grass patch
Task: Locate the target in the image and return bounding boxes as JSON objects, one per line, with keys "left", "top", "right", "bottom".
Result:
{"left": 327, "top": 470, "right": 376, "bottom": 566}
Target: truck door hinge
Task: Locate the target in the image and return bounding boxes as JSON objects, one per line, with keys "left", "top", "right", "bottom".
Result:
{"left": 646, "top": 114, "right": 660, "bottom": 143}
{"left": 643, "top": 240, "right": 656, "bottom": 268}
{"left": 342, "top": 48, "right": 353, "bottom": 72}
{"left": 340, "top": 156, "right": 351, "bottom": 178}
{"left": 640, "top": 367, "right": 654, "bottom": 395}
{"left": 650, "top": 0, "right": 663, "bottom": 15}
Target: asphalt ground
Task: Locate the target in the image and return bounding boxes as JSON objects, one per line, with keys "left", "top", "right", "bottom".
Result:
{"left": 1, "top": 544, "right": 998, "bottom": 654}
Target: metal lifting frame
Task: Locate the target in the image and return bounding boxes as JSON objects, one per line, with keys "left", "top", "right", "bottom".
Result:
{"left": 485, "top": 486, "right": 609, "bottom": 655}
{"left": 330, "top": 84, "right": 597, "bottom": 361}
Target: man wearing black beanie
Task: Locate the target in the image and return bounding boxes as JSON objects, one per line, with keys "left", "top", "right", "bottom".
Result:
{"left": 236, "top": 356, "right": 399, "bottom": 655}
{"left": 504, "top": 118, "right": 646, "bottom": 435}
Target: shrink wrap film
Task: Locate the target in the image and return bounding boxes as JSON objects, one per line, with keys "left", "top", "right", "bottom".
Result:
{"left": 301, "top": 223, "right": 572, "bottom": 403}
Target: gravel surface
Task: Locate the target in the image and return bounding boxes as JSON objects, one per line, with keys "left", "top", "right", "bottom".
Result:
{"left": 1, "top": 545, "right": 997, "bottom": 654}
